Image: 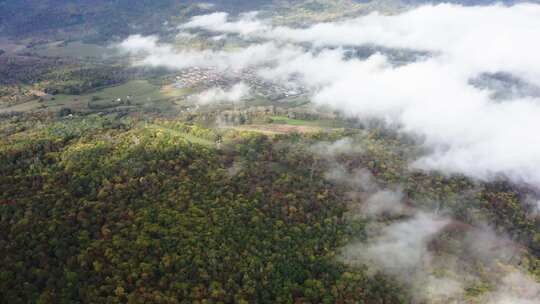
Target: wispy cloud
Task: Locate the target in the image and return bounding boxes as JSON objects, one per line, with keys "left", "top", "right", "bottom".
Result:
{"left": 267, "top": 4, "right": 540, "bottom": 186}
{"left": 191, "top": 82, "right": 250, "bottom": 104}
{"left": 118, "top": 3, "right": 540, "bottom": 187}
{"left": 181, "top": 11, "right": 270, "bottom": 36}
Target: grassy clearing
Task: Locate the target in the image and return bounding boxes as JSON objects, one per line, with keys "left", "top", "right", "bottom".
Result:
{"left": 270, "top": 115, "right": 314, "bottom": 126}
{"left": 269, "top": 115, "right": 344, "bottom": 128}
{"left": 33, "top": 41, "right": 115, "bottom": 58}
{"left": 52, "top": 80, "right": 161, "bottom": 102}
{"left": 160, "top": 84, "right": 195, "bottom": 98}
{"left": 231, "top": 124, "right": 325, "bottom": 135}
{"left": 0, "top": 100, "right": 42, "bottom": 113}
{"left": 48, "top": 80, "right": 173, "bottom": 111}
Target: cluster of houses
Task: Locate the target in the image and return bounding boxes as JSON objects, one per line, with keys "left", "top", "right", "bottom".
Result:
{"left": 239, "top": 69, "right": 306, "bottom": 100}
{"left": 173, "top": 67, "right": 307, "bottom": 101}
{"left": 174, "top": 67, "right": 225, "bottom": 89}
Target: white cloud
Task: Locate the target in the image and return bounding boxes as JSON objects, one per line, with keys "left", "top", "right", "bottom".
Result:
{"left": 265, "top": 4, "right": 540, "bottom": 187}
{"left": 191, "top": 82, "right": 250, "bottom": 104}
{"left": 195, "top": 2, "right": 215, "bottom": 10}
{"left": 363, "top": 189, "right": 406, "bottom": 217}
{"left": 340, "top": 209, "right": 540, "bottom": 303}
{"left": 310, "top": 138, "right": 359, "bottom": 156}
{"left": 481, "top": 271, "right": 540, "bottom": 304}
{"left": 118, "top": 3, "right": 540, "bottom": 187}
{"left": 118, "top": 34, "right": 302, "bottom": 71}
{"left": 175, "top": 31, "right": 198, "bottom": 40}
{"left": 342, "top": 212, "right": 449, "bottom": 271}
{"left": 181, "top": 11, "right": 270, "bottom": 36}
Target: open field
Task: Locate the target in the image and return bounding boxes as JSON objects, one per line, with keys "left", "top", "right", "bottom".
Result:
{"left": 269, "top": 115, "right": 346, "bottom": 128}
{"left": 51, "top": 80, "right": 189, "bottom": 111}
{"left": 160, "top": 84, "right": 195, "bottom": 98}
{"left": 230, "top": 123, "right": 327, "bottom": 134}
{"left": 53, "top": 80, "right": 163, "bottom": 102}
{"left": 0, "top": 99, "right": 42, "bottom": 113}
{"left": 0, "top": 80, "right": 195, "bottom": 114}
{"left": 32, "top": 41, "right": 116, "bottom": 58}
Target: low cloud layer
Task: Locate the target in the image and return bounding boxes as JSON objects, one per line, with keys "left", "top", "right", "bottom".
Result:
{"left": 312, "top": 138, "right": 540, "bottom": 303}
{"left": 119, "top": 3, "right": 540, "bottom": 187}
{"left": 346, "top": 212, "right": 450, "bottom": 272}
{"left": 181, "top": 11, "right": 269, "bottom": 36}
{"left": 118, "top": 35, "right": 296, "bottom": 71}
{"left": 342, "top": 213, "right": 540, "bottom": 303}
{"left": 263, "top": 4, "right": 540, "bottom": 186}
{"left": 191, "top": 82, "right": 250, "bottom": 104}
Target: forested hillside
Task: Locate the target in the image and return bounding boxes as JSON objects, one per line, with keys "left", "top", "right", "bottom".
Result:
{"left": 1, "top": 112, "right": 539, "bottom": 303}
{"left": 0, "top": 113, "right": 407, "bottom": 303}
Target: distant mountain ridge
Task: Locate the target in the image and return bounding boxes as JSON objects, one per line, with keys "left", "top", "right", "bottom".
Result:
{"left": 1, "top": 0, "right": 538, "bottom": 42}
{"left": 0, "top": 0, "right": 275, "bottom": 42}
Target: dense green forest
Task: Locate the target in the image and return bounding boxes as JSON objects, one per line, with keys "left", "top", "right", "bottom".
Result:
{"left": 1, "top": 112, "right": 539, "bottom": 303}
{"left": 0, "top": 113, "right": 407, "bottom": 303}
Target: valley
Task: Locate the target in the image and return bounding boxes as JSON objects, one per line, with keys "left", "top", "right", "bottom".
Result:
{"left": 1, "top": 1, "right": 540, "bottom": 303}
